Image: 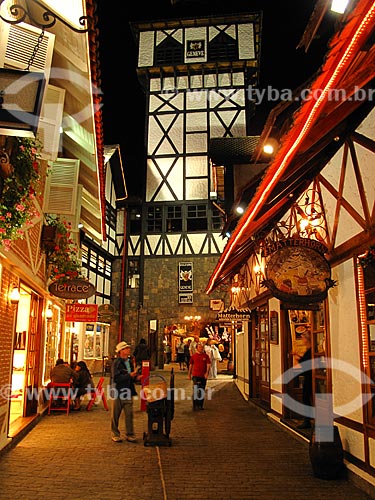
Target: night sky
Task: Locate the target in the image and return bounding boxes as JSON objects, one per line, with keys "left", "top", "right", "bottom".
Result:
{"left": 96, "top": 0, "right": 333, "bottom": 199}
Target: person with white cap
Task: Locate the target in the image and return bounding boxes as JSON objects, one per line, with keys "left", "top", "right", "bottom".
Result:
{"left": 110, "top": 341, "right": 138, "bottom": 443}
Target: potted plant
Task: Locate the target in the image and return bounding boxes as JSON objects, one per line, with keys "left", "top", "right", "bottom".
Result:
{"left": 0, "top": 136, "right": 42, "bottom": 250}
{"left": 43, "top": 214, "right": 83, "bottom": 281}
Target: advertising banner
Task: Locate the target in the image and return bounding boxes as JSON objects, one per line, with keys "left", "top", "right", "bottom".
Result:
{"left": 66, "top": 303, "right": 98, "bottom": 322}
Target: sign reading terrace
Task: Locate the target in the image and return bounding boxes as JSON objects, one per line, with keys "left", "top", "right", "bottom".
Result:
{"left": 48, "top": 279, "right": 96, "bottom": 299}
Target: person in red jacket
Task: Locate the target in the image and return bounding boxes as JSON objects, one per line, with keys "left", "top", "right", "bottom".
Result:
{"left": 188, "top": 342, "right": 211, "bottom": 410}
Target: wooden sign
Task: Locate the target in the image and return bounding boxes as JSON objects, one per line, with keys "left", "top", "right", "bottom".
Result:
{"left": 264, "top": 239, "right": 334, "bottom": 304}
{"left": 48, "top": 279, "right": 96, "bottom": 299}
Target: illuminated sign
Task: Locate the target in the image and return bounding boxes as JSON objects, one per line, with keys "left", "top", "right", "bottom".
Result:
{"left": 264, "top": 239, "right": 334, "bottom": 304}
{"left": 48, "top": 279, "right": 96, "bottom": 299}
{"left": 66, "top": 303, "right": 98, "bottom": 322}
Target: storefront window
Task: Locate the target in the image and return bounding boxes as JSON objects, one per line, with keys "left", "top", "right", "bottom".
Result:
{"left": 83, "top": 323, "right": 109, "bottom": 359}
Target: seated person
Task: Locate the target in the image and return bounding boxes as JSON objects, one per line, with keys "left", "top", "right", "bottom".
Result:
{"left": 47, "top": 358, "right": 77, "bottom": 405}
{"left": 74, "top": 361, "right": 94, "bottom": 410}
{"left": 50, "top": 358, "right": 77, "bottom": 385}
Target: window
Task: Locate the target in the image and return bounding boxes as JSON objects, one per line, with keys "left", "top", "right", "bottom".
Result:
{"left": 166, "top": 206, "right": 182, "bottom": 232}
{"left": 83, "top": 323, "right": 109, "bottom": 359}
{"left": 211, "top": 205, "right": 224, "bottom": 231}
{"left": 129, "top": 207, "right": 141, "bottom": 234}
{"left": 187, "top": 205, "right": 207, "bottom": 231}
{"left": 155, "top": 37, "right": 183, "bottom": 66}
{"left": 208, "top": 32, "right": 238, "bottom": 62}
{"left": 127, "top": 258, "right": 140, "bottom": 289}
{"left": 147, "top": 206, "right": 163, "bottom": 232}
{"left": 105, "top": 201, "right": 116, "bottom": 231}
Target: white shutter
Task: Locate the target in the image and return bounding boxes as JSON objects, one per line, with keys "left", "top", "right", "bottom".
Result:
{"left": 0, "top": 20, "right": 55, "bottom": 81}
{"left": 38, "top": 84, "right": 65, "bottom": 161}
{"left": 44, "top": 158, "right": 80, "bottom": 215}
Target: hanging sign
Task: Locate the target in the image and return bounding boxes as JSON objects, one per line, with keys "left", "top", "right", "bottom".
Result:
{"left": 217, "top": 308, "right": 251, "bottom": 321}
{"left": 48, "top": 279, "right": 96, "bottom": 299}
{"left": 66, "top": 303, "right": 98, "bottom": 322}
{"left": 263, "top": 238, "right": 335, "bottom": 304}
{"left": 179, "top": 262, "right": 193, "bottom": 292}
{"left": 98, "top": 303, "right": 115, "bottom": 322}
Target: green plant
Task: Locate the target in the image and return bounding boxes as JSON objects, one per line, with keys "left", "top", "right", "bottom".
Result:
{"left": 0, "top": 136, "right": 42, "bottom": 250}
{"left": 44, "top": 214, "right": 83, "bottom": 281}
{"left": 359, "top": 246, "right": 375, "bottom": 268}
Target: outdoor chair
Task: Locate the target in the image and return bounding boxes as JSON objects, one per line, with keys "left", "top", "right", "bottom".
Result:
{"left": 47, "top": 382, "right": 72, "bottom": 415}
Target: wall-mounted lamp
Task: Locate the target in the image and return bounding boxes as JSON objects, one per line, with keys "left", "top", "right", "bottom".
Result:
{"left": 9, "top": 284, "right": 20, "bottom": 304}
{"left": 46, "top": 305, "right": 53, "bottom": 320}
{"left": 331, "top": 0, "right": 349, "bottom": 14}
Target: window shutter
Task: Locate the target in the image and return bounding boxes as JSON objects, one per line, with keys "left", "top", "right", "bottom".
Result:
{"left": 38, "top": 84, "right": 65, "bottom": 161}
{"left": 44, "top": 158, "right": 80, "bottom": 215}
{"left": 0, "top": 20, "right": 55, "bottom": 81}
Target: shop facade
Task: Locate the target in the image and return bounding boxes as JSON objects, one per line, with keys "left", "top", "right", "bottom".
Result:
{"left": 207, "top": 1, "right": 375, "bottom": 486}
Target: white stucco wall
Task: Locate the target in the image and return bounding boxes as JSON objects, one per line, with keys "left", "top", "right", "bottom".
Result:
{"left": 235, "top": 324, "right": 249, "bottom": 400}
{"left": 269, "top": 297, "right": 282, "bottom": 395}
{"left": 329, "top": 260, "right": 363, "bottom": 424}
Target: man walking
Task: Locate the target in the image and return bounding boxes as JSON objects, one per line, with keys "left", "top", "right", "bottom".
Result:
{"left": 110, "top": 341, "right": 138, "bottom": 442}
{"left": 188, "top": 342, "right": 211, "bottom": 410}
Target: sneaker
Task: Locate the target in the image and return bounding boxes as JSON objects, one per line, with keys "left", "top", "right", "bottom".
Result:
{"left": 112, "top": 436, "right": 123, "bottom": 443}
{"left": 126, "top": 435, "right": 137, "bottom": 443}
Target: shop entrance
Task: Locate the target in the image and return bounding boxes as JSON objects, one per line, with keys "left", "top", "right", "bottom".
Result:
{"left": 251, "top": 304, "right": 270, "bottom": 408}
{"left": 10, "top": 286, "right": 42, "bottom": 424}
{"left": 282, "top": 302, "right": 328, "bottom": 423}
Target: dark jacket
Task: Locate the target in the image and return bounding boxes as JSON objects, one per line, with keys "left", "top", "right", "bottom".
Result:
{"left": 111, "top": 356, "right": 137, "bottom": 399}
{"left": 133, "top": 342, "right": 150, "bottom": 365}
{"left": 75, "top": 370, "right": 94, "bottom": 396}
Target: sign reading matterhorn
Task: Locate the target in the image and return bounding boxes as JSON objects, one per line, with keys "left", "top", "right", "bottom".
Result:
{"left": 263, "top": 238, "right": 335, "bottom": 304}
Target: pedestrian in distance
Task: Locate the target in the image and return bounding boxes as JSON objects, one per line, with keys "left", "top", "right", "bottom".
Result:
{"left": 176, "top": 336, "right": 185, "bottom": 370}
{"left": 133, "top": 338, "right": 150, "bottom": 366}
{"left": 110, "top": 341, "right": 138, "bottom": 443}
{"left": 189, "top": 335, "right": 199, "bottom": 356}
{"left": 184, "top": 339, "right": 191, "bottom": 370}
{"left": 188, "top": 342, "right": 211, "bottom": 410}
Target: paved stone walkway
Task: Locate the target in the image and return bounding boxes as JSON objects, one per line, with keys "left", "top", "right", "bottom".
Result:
{"left": 0, "top": 367, "right": 373, "bottom": 500}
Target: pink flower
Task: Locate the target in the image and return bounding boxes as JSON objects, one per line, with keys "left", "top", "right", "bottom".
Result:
{"left": 0, "top": 228, "right": 6, "bottom": 234}
{"left": 16, "top": 204, "right": 25, "bottom": 212}
{"left": 6, "top": 212, "right": 12, "bottom": 218}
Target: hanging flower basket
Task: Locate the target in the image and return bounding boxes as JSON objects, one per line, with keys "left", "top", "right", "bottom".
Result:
{"left": 0, "top": 136, "right": 42, "bottom": 250}
{"left": 43, "top": 214, "right": 83, "bottom": 281}
{"left": 359, "top": 246, "right": 375, "bottom": 268}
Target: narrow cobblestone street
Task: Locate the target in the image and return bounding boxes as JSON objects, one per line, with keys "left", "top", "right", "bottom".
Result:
{"left": 0, "top": 367, "right": 373, "bottom": 500}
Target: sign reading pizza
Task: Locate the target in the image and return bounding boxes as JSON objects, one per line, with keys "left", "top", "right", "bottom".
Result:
{"left": 264, "top": 238, "right": 334, "bottom": 304}
{"left": 66, "top": 303, "right": 98, "bottom": 322}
